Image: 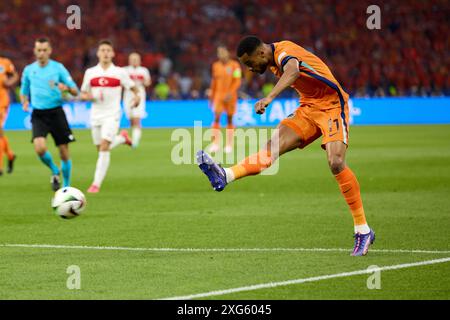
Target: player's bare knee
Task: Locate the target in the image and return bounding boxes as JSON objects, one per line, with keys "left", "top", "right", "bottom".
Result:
{"left": 99, "top": 140, "right": 110, "bottom": 151}
{"left": 131, "top": 118, "right": 140, "bottom": 127}
{"left": 328, "top": 155, "right": 345, "bottom": 174}
{"left": 35, "top": 148, "right": 46, "bottom": 157}
{"left": 33, "top": 140, "right": 47, "bottom": 156}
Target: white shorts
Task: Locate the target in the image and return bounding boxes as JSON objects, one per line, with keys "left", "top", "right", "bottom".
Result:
{"left": 125, "top": 103, "right": 147, "bottom": 119}
{"left": 124, "top": 91, "right": 147, "bottom": 119}
{"left": 91, "top": 117, "right": 120, "bottom": 145}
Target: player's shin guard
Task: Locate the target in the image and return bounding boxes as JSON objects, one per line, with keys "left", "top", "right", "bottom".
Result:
{"left": 227, "top": 150, "right": 272, "bottom": 182}
{"left": 334, "top": 167, "right": 370, "bottom": 234}
{"left": 93, "top": 151, "right": 110, "bottom": 187}
{"left": 61, "top": 159, "right": 72, "bottom": 187}
{"left": 39, "top": 151, "right": 60, "bottom": 175}
{"left": 132, "top": 127, "right": 141, "bottom": 147}
{"left": 226, "top": 124, "right": 235, "bottom": 148}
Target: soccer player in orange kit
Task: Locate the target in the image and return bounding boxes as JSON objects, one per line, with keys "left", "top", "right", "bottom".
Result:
{"left": 0, "top": 56, "right": 19, "bottom": 175}
{"left": 208, "top": 46, "right": 242, "bottom": 153}
{"left": 197, "top": 36, "right": 375, "bottom": 256}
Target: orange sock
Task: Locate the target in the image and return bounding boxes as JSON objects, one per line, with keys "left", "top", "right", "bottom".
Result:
{"left": 229, "top": 149, "right": 272, "bottom": 180}
{"left": 211, "top": 122, "right": 220, "bottom": 146}
{"left": 334, "top": 167, "right": 368, "bottom": 229}
{"left": 226, "top": 124, "right": 235, "bottom": 147}
{"left": 2, "top": 135, "right": 14, "bottom": 160}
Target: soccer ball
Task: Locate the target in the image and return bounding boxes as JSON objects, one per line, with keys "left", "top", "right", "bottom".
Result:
{"left": 52, "top": 187, "right": 87, "bottom": 219}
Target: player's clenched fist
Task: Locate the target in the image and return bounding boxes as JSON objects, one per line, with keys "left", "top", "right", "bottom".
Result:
{"left": 254, "top": 97, "right": 273, "bottom": 114}
{"left": 80, "top": 91, "right": 95, "bottom": 102}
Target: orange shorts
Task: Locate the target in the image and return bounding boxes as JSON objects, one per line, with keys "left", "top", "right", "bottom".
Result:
{"left": 281, "top": 102, "right": 350, "bottom": 149}
{"left": 213, "top": 97, "right": 238, "bottom": 116}
{"left": 0, "top": 105, "right": 9, "bottom": 127}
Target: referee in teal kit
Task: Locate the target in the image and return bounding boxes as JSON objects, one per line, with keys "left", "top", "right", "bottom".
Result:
{"left": 20, "top": 37, "right": 79, "bottom": 191}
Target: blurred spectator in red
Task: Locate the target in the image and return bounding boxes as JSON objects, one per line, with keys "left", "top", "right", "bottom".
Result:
{"left": 1, "top": 0, "right": 448, "bottom": 100}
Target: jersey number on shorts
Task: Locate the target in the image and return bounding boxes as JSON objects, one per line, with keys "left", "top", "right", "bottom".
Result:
{"left": 329, "top": 118, "right": 340, "bottom": 137}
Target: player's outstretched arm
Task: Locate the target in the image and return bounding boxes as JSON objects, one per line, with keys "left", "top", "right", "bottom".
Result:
{"left": 58, "top": 64, "right": 79, "bottom": 96}
{"left": 79, "top": 70, "right": 94, "bottom": 101}
{"left": 255, "top": 59, "right": 300, "bottom": 114}
{"left": 57, "top": 83, "right": 78, "bottom": 96}
{"left": 79, "top": 91, "right": 95, "bottom": 101}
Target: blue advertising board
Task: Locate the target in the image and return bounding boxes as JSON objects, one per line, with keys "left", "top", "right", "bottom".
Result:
{"left": 3, "top": 97, "right": 450, "bottom": 130}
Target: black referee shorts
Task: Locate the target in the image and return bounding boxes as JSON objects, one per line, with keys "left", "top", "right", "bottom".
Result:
{"left": 31, "top": 107, "right": 75, "bottom": 146}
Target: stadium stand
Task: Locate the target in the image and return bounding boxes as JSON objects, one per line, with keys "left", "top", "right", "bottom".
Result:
{"left": 0, "top": 0, "right": 448, "bottom": 100}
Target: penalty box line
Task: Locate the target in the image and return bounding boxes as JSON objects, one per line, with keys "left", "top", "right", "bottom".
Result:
{"left": 160, "top": 257, "right": 450, "bottom": 300}
{"left": 0, "top": 243, "right": 449, "bottom": 255}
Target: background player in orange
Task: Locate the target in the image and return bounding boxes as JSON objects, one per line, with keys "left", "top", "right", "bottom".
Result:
{"left": 0, "top": 56, "right": 19, "bottom": 176}
{"left": 207, "top": 45, "right": 242, "bottom": 153}
{"left": 197, "top": 36, "right": 375, "bottom": 256}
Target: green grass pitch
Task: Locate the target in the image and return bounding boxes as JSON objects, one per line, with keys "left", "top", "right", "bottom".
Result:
{"left": 0, "top": 125, "right": 449, "bottom": 299}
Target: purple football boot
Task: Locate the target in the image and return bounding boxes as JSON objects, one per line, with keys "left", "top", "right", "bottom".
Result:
{"left": 196, "top": 150, "right": 227, "bottom": 192}
{"left": 351, "top": 229, "right": 376, "bottom": 256}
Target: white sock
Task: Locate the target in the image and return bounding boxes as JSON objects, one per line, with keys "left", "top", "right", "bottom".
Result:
{"left": 132, "top": 127, "right": 141, "bottom": 147}
{"left": 93, "top": 151, "right": 110, "bottom": 187}
{"left": 354, "top": 224, "right": 370, "bottom": 234}
{"left": 224, "top": 168, "right": 235, "bottom": 183}
{"left": 110, "top": 135, "right": 125, "bottom": 149}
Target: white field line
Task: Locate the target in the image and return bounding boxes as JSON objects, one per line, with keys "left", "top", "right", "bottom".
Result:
{"left": 0, "top": 243, "right": 449, "bottom": 254}
{"left": 160, "top": 257, "right": 450, "bottom": 300}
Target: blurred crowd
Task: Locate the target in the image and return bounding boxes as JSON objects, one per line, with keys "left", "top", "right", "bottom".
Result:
{"left": 1, "top": 0, "right": 448, "bottom": 100}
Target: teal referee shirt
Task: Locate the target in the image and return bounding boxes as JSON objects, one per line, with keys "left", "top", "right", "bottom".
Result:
{"left": 20, "top": 59, "right": 78, "bottom": 110}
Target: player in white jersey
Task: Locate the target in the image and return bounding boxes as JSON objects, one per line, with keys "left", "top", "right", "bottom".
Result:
{"left": 80, "top": 40, "right": 140, "bottom": 193}
{"left": 123, "top": 52, "right": 151, "bottom": 148}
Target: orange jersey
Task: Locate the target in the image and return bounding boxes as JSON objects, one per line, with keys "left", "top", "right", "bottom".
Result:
{"left": 210, "top": 59, "right": 242, "bottom": 99}
{"left": 0, "top": 57, "right": 15, "bottom": 108}
{"left": 270, "top": 41, "right": 349, "bottom": 109}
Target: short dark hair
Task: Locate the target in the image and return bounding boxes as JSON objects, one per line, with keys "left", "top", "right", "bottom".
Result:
{"left": 237, "top": 36, "right": 262, "bottom": 57}
{"left": 35, "top": 37, "right": 51, "bottom": 45}
{"left": 98, "top": 39, "right": 114, "bottom": 48}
